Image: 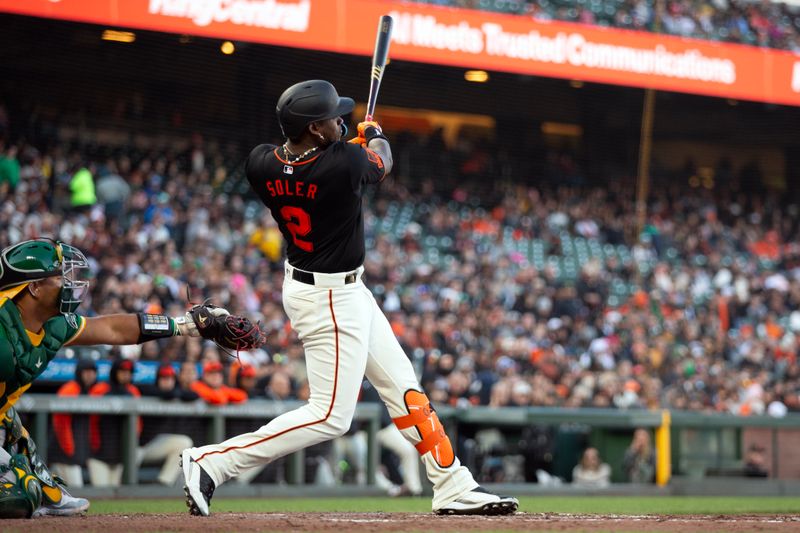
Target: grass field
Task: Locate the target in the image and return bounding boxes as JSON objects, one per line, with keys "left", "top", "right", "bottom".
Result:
{"left": 86, "top": 495, "right": 800, "bottom": 515}
{"left": 6, "top": 496, "right": 798, "bottom": 533}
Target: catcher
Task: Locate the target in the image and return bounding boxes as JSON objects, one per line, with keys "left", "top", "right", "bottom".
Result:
{"left": 0, "top": 238, "right": 265, "bottom": 518}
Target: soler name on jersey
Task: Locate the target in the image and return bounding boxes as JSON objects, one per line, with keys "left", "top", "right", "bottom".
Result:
{"left": 264, "top": 179, "right": 318, "bottom": 199}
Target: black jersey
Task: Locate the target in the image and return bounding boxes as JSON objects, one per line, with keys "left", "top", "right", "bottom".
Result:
{"left": 246, "top": 141, "right": 386, "bottom": 273}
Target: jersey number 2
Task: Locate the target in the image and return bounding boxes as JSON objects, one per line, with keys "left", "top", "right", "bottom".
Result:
{"left": 280, "top": 206, "right": 314, "bottom": 252}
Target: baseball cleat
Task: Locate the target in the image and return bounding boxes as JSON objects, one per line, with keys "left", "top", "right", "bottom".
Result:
{"left": 32, "top": 484, "right": 90, "bottom": 517}
{"left": 434, "top": 486, "right": 518, "bottom": 516}
{"left": 181, "top": 449, "right": 215, "bottom": 516}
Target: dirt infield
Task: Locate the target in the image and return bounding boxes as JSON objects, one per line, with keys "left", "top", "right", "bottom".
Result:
{"left": 5, "top": 512, "right": 800, "bottom": 532}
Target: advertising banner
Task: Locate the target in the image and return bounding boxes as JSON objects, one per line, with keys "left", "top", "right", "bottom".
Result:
{"left": 37, "top": 358, "right": 179, "bottom": 384}
{"left": 3, "top": 0, "right": 799, "bottom": 105}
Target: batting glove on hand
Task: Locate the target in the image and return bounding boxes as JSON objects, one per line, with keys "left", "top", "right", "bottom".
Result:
{"left": 356, "top": 120, "right": 381, "bottom": 137}
{"left": 349, "top": 121, "right": 388, "bottom": 147}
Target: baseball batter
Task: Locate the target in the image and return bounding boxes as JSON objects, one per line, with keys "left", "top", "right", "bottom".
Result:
{"left": 181, "top": 80, "right": 518, "bottom": 516}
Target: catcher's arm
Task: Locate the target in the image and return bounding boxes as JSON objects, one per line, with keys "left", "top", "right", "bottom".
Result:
{"left": 68, "top": 312, "right": 204, "bottom": 346}
{"left": 69, "top": 306, "right": 266, "bottom": 352}
{"left": 68, "top": 314, "right": 146, "bottom": 346}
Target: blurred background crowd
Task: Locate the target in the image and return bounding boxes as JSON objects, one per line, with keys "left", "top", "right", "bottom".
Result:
{"left": 409, "top": 0, "right": 800, "bottom": 50}
{"left": 2, "top": 119, "right": 798, "bottom": 420}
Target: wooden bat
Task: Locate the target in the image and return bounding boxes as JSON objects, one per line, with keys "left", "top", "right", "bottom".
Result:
{"left": 365, "top": 15, "right": 393, "bottom": 122}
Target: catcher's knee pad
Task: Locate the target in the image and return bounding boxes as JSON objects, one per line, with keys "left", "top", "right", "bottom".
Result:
{"left": 392, "top": 390, "right": 454, "bottom": 468}
{"left": 40, "top": 481, "right": 63, "bottom": 506}
{"left": 2, "top": 407, "right": 59, "bottom": 495}
{"left": 0, "top": 454, "right": 42, "bottom": 518}
{"left": 1, "top": 407, "right": 27, "bottom": 449}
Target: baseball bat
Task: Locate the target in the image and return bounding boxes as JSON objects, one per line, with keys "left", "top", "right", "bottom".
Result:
{"left": 365, "top": 15, "right": 393, "bottom": 122}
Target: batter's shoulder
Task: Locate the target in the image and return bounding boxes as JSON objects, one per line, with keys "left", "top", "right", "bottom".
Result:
{"left": 330, "top": 140, "right": 361, "bottom": 155}
{"left": 327, "top": 140, "right": 372, "bottom": 163}
{"left": 247, "top": 143, "right": 278, "bottom": 158}
{"left": 246, "top": 143, "right": 279, "bottom": 179}
{"left": 247, "top": 143, "right": 279, "bottom": 164}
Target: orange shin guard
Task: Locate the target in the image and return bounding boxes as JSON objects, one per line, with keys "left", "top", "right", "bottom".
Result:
{"left": 392, "top": 390, "right": 454, "bottom": 468}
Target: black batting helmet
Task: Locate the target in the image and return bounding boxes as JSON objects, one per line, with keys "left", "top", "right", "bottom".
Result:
{"left": 276, "top": 80, "right": 354, "bottom": 139}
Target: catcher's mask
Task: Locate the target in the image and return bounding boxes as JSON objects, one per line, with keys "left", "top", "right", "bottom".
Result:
{"left": 276, "top": 80, "right": 354, "bottom": 139}
{"left": 0, "top": 239, "right": 90, "bottom": 327}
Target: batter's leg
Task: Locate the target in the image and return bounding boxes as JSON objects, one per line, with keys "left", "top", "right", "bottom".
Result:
{"left": 361, "top": 288, "right": 477, "bottom": 509}
{"left": 182, "top": 284, "right": 372, "bottom": 515}
{"left": 363, "top": 288, "right": 517, "bottom": 514}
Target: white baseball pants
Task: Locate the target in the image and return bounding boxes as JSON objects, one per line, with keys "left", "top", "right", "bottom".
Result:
{"left": 86, "top": 458, "right": 123, "bottom": 487}
{"left": 190, "top": 263, "right": 477, "bottom": 509}
{"left": 137, "top": 433, "right": 194, "bottom": 485}
{"left": 50, "top": 464, "right": 84, "bottom": 487}
{"left": 378, "top": 423, "right": 423, "bottom": 495}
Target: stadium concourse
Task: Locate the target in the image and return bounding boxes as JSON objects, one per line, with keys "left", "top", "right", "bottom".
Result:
{"left": 411, "top": 0, "right": 800, "bottom": 51}
{"left": 1, "top": 128, "right": 798, "bottom": 421}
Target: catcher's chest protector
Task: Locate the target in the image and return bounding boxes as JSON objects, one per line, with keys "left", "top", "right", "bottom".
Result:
{"left": 0, "top": 299, "right": 70, "bottom": 414}
{"left": 392, "top": 390, "right": 455, "bottom": 468}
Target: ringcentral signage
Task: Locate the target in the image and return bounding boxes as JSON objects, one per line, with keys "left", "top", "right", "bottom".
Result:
{"left": 3, "top": 0, "right": 799, "bottom": 105}
{"left": 147, "top": 0, "right": 311, "bottom": 31}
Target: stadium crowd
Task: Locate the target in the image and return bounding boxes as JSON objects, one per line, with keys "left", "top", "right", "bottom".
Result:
{"left": 2, "top": 125, "right": 798, "bottom": 423}
{"left": 408, "top": 0, "right": 800, "bottom": 51}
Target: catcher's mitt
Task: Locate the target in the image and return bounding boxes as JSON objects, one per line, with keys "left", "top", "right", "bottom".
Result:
{"left": 187, "top": 304, "right": 267, "bottom": 352}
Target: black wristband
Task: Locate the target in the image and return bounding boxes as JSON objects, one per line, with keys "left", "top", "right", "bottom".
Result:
{"left": 136, "top": 313, "right": 176, "bottom": 344}
{"left": 364, "top": 126, "right": 389, "bottom": 144}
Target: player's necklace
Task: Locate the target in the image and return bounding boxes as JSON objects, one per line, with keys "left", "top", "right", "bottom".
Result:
{"left": 283, "top": 144, "right": 318, "bottom": 164}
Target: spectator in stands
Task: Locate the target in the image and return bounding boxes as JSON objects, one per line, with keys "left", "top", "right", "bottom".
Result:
{"left": 428, "top": 0, "right": 800, "bottom": 50}
{"left": 170, "top": 361, "right": 208, "bottom": 452}
{"left": 94, "top": 159, "right": 131, "bottom": 224}
{"left": 488, "top": 379, "right": 512, "bottom": 408}
{"left": 177, "top": 361, "right": 201, "bottom": 394}
{"left": 508, "top": 380, "right": 533, "bottom": 407}
{"left": 228, "top": 362, "right": 259, "bottom": 397}
{"left": 261, "top": 370, "right": 294, "bottom": 402}
{"left": 88, "top": 358, "right": 141, "bottom": 487}
{"left": 572, "top": 447, "right": 611, "bottom": 488}
{"left": 68, "top": 160, "right": 97, "bottom": 213}
{"left": 144, "top": 363, "right": 200, "bottom": 403}
{"left": 0, "top": 141, "right": 20, "bottom": 193}
{"left": 137, "top": 363, "right": 194, "bottom": 485}
{"left": 743, "top": 444, "right": 769, "bottom": 477}
{"left": 622, "top": 428, "right": 656, "bottom": 483}
{"left": 49, "top": 358, "right": 98, "bottom": 488}
{"left": 191, "top": 361, "right": 248, "bottom": 405}
{"left": 200, "top": 344, "right": 222, "bottom": 367}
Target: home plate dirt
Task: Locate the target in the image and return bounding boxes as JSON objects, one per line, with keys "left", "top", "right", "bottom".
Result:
{"left": 7, "top": 512, "right": 800, "bottom": 532}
